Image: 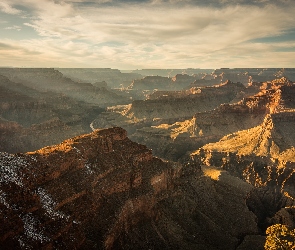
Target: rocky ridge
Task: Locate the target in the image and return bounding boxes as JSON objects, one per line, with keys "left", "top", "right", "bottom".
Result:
{"left": 93, "top": 81, "right": 246, "bottom": 133}
{"left": 57, "top": 68, "right": 142, "bottom": 88}
{"left": 0, "top": 127, "right": 265, "bottom": 249}
{"left": 131, "top": 77, "right": 294, "bottom": 160}
{"left": 0, "top": 74, "right": 104, "bottom": 153}
{"left": 0, "top": 68, "right": 129, "bottom": 107}
{"left": 191, "top": 80, "right": 295, "bottom": 234}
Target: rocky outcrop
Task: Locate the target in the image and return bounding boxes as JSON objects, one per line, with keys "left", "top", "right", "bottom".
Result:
{"left": 0, "top": 127, "right": 263, "bottom": 249}
{"left": 131, "top": 77, "right": 294, "bottom": 161}
{"left": 129, "top": 81, "right": 263, "bottom": 160}
{"left": 90, "top": 81, "right": 249, "bottom": 161}
{"left": 0, "top": 127, "right": 178, "bottom": 249}
{"left": 191, "top": 111, "right": 295, "bottom": 236}
{"left": 125, "top": 81, "right": 245, "bottom": 121}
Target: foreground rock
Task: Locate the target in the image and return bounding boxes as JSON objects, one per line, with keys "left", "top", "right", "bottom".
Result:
{"left": 0, "top": 127, "right": 263, "bottom": 249}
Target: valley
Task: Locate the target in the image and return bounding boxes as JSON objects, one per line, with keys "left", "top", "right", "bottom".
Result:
{"left": 0, "top": 67, "right": 295, "bottom": 249}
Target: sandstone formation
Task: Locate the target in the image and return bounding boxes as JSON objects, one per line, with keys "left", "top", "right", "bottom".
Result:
{"left": 127, "top": 81, "right": 256, "bottom": 160}
{"left": 131, "top": 77, "right": 294, "bottom": 161}
{"left": 90, "top": 80, "right": 248, "bottom": 161}
{"left": 125, "top": 80, "right": 245, "bottom": 121}
{"left": 191, "top": 80, "right": 295, "bottom": 236}
{"left": 0, "top": 127, "right": 262, "bottom": 249}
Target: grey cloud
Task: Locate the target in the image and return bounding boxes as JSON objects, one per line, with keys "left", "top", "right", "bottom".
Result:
{"left": 0, "top": 42, "right": 14, "bottom": 49}
{"left": 0, "top": 2, "right": 22, "bottom": 14}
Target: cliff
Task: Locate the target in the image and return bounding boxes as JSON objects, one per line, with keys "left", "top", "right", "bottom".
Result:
{"left": 125, "top": 81, "right": 245, "bottom": 121}
{"left": 191, "top": 77, "right": 295, "bottom": 181}
{"left": 0, "top": 127, "right": 264, "bottom": 249}
{"left": 0, "top": 127, "right": 175, "bottom": 249}
{"left": 90, "top": 81, "right": 248, "bottom": 161}
{"left": 130, "top": 77, "right": 294, "bottom": 161}
{"left": 191, "top": 112, "right": 295, "bottom": 234}
{"left": 129, "top": 81, "right": 262, "bottom": 160}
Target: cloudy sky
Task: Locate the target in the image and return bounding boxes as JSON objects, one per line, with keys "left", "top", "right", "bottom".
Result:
{"left": 0, "top": 0, "right": 295, "bottom": 69}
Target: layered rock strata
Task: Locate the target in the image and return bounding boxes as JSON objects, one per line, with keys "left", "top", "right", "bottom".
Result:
{"left": 0, "top": 127, "right": 262, "bottom": 249}
{"left": 131, "top": 77, "right": 294, "bottom": 161}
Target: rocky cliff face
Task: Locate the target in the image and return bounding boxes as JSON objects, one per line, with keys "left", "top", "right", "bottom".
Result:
{"left": 0, "top": 127, "right": 176, "bottom": 249}
{"left": 125, "top": 81, "right": 245, "bottom": 121}
{"left": 131, "top": 77, "right": 294, "bottom": 161}
{"left": 90, "top": 81, "right": 248, "bottom": 160}
{"left": 0, "top": 127, "right": 264, "bottom": 249}
{"left": 191, "top": 80, "right": 295, "bottom": 235}
{"left": 129, "top": 81, "right": 262, "bottom": 160}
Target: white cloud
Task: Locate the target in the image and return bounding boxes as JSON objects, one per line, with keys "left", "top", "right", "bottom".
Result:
{"left": 0, "top": 0, "right": 295, "bottom": 68}
{"left": 4, "top": 25, "right": 22, "bottom": 31}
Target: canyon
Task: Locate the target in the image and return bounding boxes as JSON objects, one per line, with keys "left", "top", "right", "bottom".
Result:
{"left": 0, "top": 127, "right": 263, "bottom": 249}
{"left": 1, "top": 67, "right": 295, "bottom": 249}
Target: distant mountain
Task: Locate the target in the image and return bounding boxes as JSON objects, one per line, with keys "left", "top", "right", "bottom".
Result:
{"left": 0, "top": 74, "right": 104, "bottom": 153}
{"left": 0, "top": 68, "right": 129, "bottom": 107}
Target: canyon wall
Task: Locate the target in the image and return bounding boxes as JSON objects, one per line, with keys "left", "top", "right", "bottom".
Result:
{"left": 0, "top": 127, "right": 265, "bottom": 249}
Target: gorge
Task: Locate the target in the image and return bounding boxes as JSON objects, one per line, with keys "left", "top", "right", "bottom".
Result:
{"left": 1, "top": 68, "right": 295, "bottom": 249}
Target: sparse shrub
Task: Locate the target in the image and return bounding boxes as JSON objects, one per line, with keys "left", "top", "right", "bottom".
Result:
{"left": 264, "top": 224, "right": 295, "bottom": 250}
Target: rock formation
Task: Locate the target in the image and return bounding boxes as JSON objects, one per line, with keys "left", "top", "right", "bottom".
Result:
{"left": 0, "top": 68, "right": 129, "bottom": 107}
{"left": 0, "top": 127, "right": 265, "bottom": 249}
{"left": 0, "top": 74, "right": 104, "bottom": 153}
{"left": 191, "top": 79, "right": 295, "bottom": 236}
{"left": 131, "top": 77, "right": 294, "bottom": 161}
{"left": 57, "top": 68, "right": 142, "bottom": 88}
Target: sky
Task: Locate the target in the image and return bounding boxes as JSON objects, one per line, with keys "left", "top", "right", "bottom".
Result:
{"left": 0, "top": 0, "right": 295, "bottom": 69}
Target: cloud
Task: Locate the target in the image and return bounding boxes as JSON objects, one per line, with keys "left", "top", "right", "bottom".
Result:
{"left": 4, "top": 25, "right": 22, "bottom": 31}
{"left": 0, "top": 0, "right": 295, "bottom": 68}
{"left": 0, "top": 2, "right": 22, "bottom": 14}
